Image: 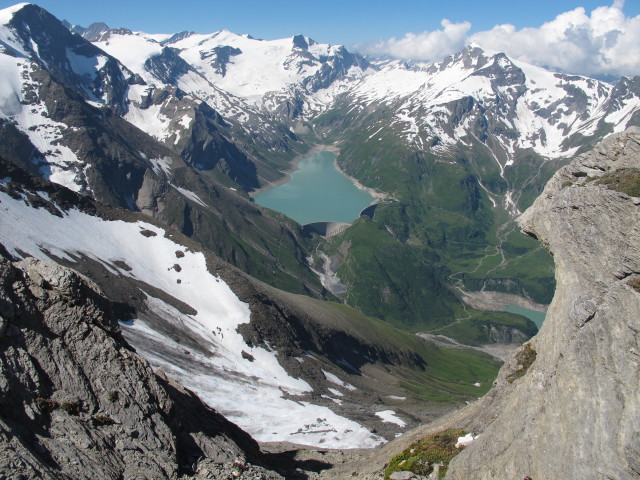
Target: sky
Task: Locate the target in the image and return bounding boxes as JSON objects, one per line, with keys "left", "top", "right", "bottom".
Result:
{"left": 1, "top": 0, "right": 639, "bottom": 77}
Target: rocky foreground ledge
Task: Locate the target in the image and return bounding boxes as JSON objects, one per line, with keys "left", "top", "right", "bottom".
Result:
{"left": 0, "top": 254, "right": 294, "bottom": 479}
{"left": 480, "top": 126, "right": 640, "bottom": 480}
{"left": 349, "top": 127, "right": 640, "bottom": 480}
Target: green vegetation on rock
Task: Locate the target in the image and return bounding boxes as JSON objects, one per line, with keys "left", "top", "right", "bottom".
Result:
{"left": 595, "top": 167, "right": 640, "bottom": 197}
{"left": 506, "top": 343, "right": 537, "bottom": 383}
{"left": 384, "top": 428, "right": 468, "bottom": 479}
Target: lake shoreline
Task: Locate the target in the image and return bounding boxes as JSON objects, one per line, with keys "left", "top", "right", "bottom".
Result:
{"left": 332, "top": 157, "right": 388, "bottom": 203}
{"left": 460, "top": 289, "right": 548, "bottom": 313}
{"left": 249, "top": 144, "right": 341, "bottom": 196}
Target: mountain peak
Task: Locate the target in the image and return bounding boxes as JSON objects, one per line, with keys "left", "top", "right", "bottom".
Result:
{"left": 71, "top": 21, "right": 111, "bottom": 41}
{"left": 0, "top": 3, "right": 32, "bottom": 24}
{"left": 292, "top": 33, "right": 309, "bottom": 50}
{"left": 161, "top": 30, "right": 195, "bottom": 46}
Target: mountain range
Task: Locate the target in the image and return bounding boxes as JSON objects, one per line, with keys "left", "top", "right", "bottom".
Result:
{"left": 1, "top": 5, "right": 638, "bottom": 336}
{"left": 0, "top": 2, "right": 639, "bottom": 471}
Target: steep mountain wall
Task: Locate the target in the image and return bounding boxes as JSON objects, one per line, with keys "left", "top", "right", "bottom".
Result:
{"left": 365, "top": 128, "right": 640, "bottom": 479}
{"left": 449, "top": 126, "right": 640, "bottom": 479}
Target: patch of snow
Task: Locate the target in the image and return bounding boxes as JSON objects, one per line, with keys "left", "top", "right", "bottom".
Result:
{"left": 327, "top": 388, "right": 344, "bottom": 397}
{"left": 375, "top": 410, "right": 406, "bottom": 427}
{"left": 387, "top": 395, "right": 406, "bottom": 401}
{"left": 85, "top": 100, "right": 104, "bottom": 109}
{"left": 66, "top": 48, "right": 107, "bottom": 80}
{"left": 606, "top": 100, "right": 640, "bottom": 132}
{"left": 149, "top": 157, "right": 172, "bottom": 176}
{"left": 0, "top": 3, "right": 29, "bottom": 25}
{"left": 321, "top": 394, "right": 343, "bottom": 405}
{"left": 124, "top": 101, "right": 172, "bottom": 142}
{"left": 94, "top": 33, "right": 162, "bottom": 79}
{"left": 367, "top": 126, "right": 384, "bottom": 141}
{"left": 456, "top": 432, "right": 476, "bottom": 448}
{"left": 172, "top": 184, "right": 207, "bottom": 207}
{"left": 323, "top": 370, "right": 357, "bottom": 391}
{"left": 179, "top": 114, "right": 192, "bottom": 129}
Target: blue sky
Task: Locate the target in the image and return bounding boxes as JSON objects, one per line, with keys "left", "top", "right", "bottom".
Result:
{"left": 0, "top": 0, "right": 635, "bottom": 46}
{"left": 1, "top": 1, "right": 639, "bottom": 76}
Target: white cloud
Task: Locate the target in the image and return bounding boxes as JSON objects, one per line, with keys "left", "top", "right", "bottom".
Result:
{"left": 356, "top": 19, "right": 470, "bottom": 63}
{"left": 357, "top": 2, "right": 640, "bottom": 78}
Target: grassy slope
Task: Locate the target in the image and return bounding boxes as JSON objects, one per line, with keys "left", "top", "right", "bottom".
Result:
{"left": 278, "top": 293, "right": 503, "bottom": 403}
{"left": 310, "top": 102, "right": 551, "bottom": 342}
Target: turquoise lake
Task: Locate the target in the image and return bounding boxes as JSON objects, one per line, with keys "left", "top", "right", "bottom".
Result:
{"left": 253, "top": 151, "right": 375, "bottom": 225}
{"left": 503, "top": 305, "right": 546, "bottom": 329}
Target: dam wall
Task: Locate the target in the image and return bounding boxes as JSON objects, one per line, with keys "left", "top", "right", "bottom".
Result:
{"left": 303, "top": 222, "right": 351, "bottom": 237}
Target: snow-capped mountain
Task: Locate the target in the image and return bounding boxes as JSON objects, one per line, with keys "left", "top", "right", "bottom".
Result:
{"left": 317, "top": 46, "right": 640, "bottom": 217}
{"left": 345, "top": 46, "right": 639, "bottom": 160}
{"left": 2, "top": 3, "right": 638, "bottom": 204}
{"left": 92, "top": 27, "right": 373, "bottom": 119}
{"left": 0, "top": 3, "right": 331, "bottom": 303}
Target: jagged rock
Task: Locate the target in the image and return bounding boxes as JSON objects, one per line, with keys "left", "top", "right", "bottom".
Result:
{"left": 0, "top": 255, "right": 284, "bottom": 479}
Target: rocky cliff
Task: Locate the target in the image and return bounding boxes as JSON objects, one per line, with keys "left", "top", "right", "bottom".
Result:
{"left": 346, "top": 127, "right": 640, "bottom": 480}
{"left": 451, "top": 126, "right": 640, "bottom": 479}
{"left": 0, "top": 254, "right": 288, "bottom": 479}
{"left": 457, "top": 126, "right": 640, "bottom": 479}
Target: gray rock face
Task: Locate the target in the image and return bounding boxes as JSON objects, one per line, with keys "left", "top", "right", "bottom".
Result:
{"left": 443, "top": 127, "right": 640, "bottom": 478}
{"left": 0, "top": 255, "right": 284, "bottom": 479}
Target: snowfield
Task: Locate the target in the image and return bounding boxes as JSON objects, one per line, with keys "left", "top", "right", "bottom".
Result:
{"left": 0, "top": 189, "right": 383, "bottom": 448}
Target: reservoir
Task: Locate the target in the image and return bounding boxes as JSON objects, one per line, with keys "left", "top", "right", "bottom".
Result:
{"left": 503, "top": 305, "right": 546, "bottom": 329}
{"left": 253, "top": 151, "right": 374, "bottom": 225}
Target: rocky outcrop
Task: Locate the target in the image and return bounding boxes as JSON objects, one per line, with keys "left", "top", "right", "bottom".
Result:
{"left": 444, "top": 128, "right": 640, "bottom": 478}
{"left": 347, "top": 127, "right": 640, "bottom": 480}
{"left": 0, "top": 254, "right": 284, "bottom": 479}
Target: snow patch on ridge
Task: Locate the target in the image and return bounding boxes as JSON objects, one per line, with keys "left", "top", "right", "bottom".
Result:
{"left": 0, "top": 190, "right": 384, "bottom": 449}
{"left": 66, "top": 48, "right": 107, "bottom": 80}
{"left": 0, "top": 58, "right": 84, "bottom": 191}
{"left": 323, "top": 370, "right": 357, "bottom": 391}
{"left": 172, "top": 184, "right": 207, "bottom": 207}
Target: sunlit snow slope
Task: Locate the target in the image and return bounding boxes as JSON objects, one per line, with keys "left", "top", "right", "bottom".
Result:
{"left": 0, "top": 184, "right": 383, "bottom": 448}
